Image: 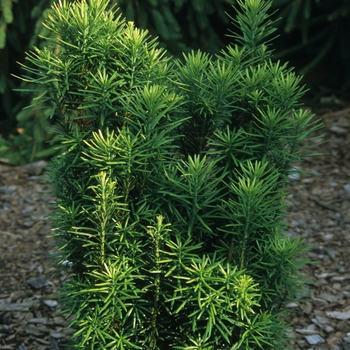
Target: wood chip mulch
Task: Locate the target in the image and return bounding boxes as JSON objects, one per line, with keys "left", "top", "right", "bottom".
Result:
{"left": 0, "top": 103, "right": 350, "bottom": 349}
{"left": 0, "top": 160, "right": 71, "bottom": 349}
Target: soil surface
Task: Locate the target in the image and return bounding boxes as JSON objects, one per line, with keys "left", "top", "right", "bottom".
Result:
{"left": 1, "top": 103, "right": 350, "bottom": 349}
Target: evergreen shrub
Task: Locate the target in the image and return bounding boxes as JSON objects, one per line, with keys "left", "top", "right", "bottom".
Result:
{"left": 0, "top": 0, "right": 55, "bottom": 164}
{"left": 18, "top": 0, "right": 322, "bottom": 348}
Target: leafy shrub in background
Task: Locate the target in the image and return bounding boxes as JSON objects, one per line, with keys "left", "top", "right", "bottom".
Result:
{"left": 271, "top": 0, "right": 350, "bottom": 98}
{"left": 115, "top": 0, "right": 235, "bottom": 54}
{"left": 0, "top": 0, "right": 53, "bottom": 102}
{"left": 17, "top": 0, "right": 323, "bottom": 348}
{"left": 0, "top": 0, "right": 56, "bottom": 163}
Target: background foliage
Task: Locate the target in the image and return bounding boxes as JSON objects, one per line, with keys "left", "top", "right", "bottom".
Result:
{"left": 0, "top": 0, "right": 347, "bottom": 164}
{"left": 271, "top": 0, "right": 350, "bottom": 98}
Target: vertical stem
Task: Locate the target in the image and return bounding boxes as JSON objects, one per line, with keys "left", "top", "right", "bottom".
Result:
{"left": 97, "top": 172, "right": 110, "bottom": 265}
{"left": 239, "top": 203, "right": 251, "bottom": 270}
{"left": 148, "top": 215, "right": 164, "bottom": 349}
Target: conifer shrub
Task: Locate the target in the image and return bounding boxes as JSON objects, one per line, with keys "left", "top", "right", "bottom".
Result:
{"left": 18, "top": 0, "right": 322, "bottom": 348}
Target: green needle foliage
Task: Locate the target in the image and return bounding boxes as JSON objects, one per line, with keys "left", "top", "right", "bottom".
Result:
{"left": 18, "top": 0, "right": 322, "bottom": 348}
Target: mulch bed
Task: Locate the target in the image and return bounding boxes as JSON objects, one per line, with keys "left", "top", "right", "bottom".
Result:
{"left": 0, "top": 161, "right": 70, "bottom": 350}
{"left": 0, "top": 103, "right": 350, "bottom": 349}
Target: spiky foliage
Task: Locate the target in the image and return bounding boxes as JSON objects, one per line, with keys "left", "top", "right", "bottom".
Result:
{"left": 4, "top": 0, "right": 235, "bottom": 164}
{"left": 18, "top": 0, "right": 322, "bottom": 348}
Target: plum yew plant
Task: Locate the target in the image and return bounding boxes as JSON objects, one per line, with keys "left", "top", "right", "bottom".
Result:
{"left": 19, "top": 0, "right": 321, "bottom": 348}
